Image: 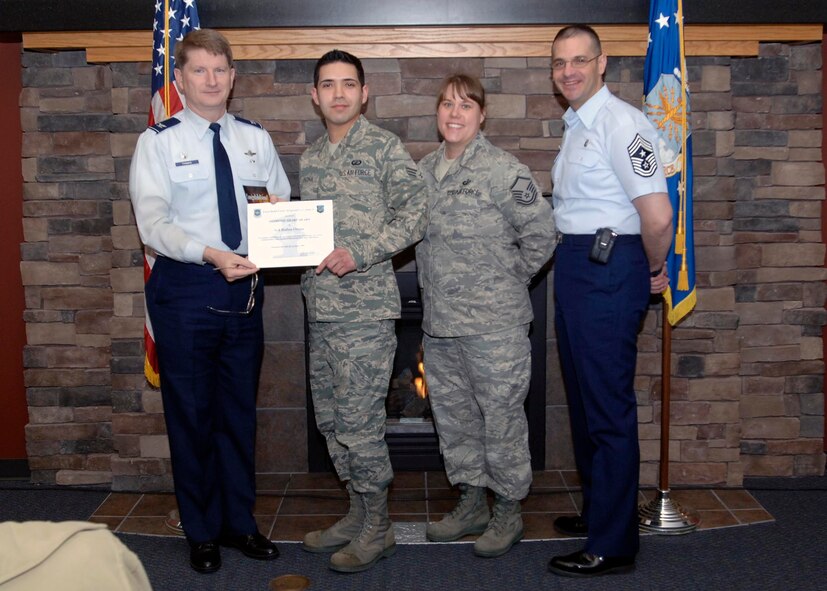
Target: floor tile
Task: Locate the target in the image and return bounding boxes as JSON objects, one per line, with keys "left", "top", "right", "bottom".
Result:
{"left": 714, "top": 488, "right": 762, "bottom": 510}
{"left": 559, "top": 471, "right": 581, "bottom": 489}
{"left": 279, "top": 493, "right": 348, "bottom": 516}
{"left": 255, "top": 515, "right": 276, "bottom": 538}
{"left": 255, "top": 473, "right": 292, "bottom": 493}
{"left": 288, "top": 472, "right": 342, "bottom": 490}
{"left": 391, "top": 472, "right": 427, "bottom": 489}
{"left": 131, "top": 493, "right": 178, "bottom": 517}
{"left": 522, "top": 490, "right": 578, "bottom": 513}
{"left": 388, "top": 496, "right": 426, "bottom": 515}
{"left": 732, "top": 508, "right": 774, "bottom": 525}
{"left": 425, "top": 471, "right": 452, "bottom": 489}
{"left": 530, "top": 471, "right": 567, "bottom": 489}
{"left": 272, "top": 515, "right": 335, "bottom": 542}
{"left": 667, "top": 489, "right": 725, "bottom": 511}
{"left": 253, "top": 494, "right": 283, "bottom": 515}
{"left": 119, "top": 516, "right": 172, "bottom": 536}
{"left": 523, "top": 512, "right": 576, "bottom": 540}
{"left": 94, "top": 492, "right": 142, "bottom": 516}
{"left": 89, "top": 515, "right": 125, "bottom": 530}
{"left": 87, "top": 471, "right": 776, "bottom": 542}
{"left": 696, "top": 509, "right": 739, "bottom": 529}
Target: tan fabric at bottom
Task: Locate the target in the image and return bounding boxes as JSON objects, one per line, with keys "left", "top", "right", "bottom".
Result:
{"left": 0, "top": 521, "right": 152, "bottom": 591}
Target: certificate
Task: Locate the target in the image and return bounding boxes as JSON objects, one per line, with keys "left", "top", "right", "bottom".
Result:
{"left": 247, "top": 200, "right": 334, "bottom": 268}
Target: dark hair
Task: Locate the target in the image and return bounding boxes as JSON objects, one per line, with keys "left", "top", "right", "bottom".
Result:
{"left": 313, "top": 49, "right": 365, "bottom": 87}
{"left": 174, "top": 28, "right": 234, "bottom": 69}
{"left": 436, "top": 74, "right": 485, "bottom": 111}
{"left": 552, "top": 25, "right": 602, "bottom": 56}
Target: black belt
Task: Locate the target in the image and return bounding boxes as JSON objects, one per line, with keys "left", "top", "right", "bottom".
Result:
{"left": 557, "top": 233, "right": 641, "bottom": 245}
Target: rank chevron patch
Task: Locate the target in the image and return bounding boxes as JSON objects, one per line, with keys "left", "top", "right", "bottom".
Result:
{"left": 627, "top": 133, "right": 658, "bottom": 178}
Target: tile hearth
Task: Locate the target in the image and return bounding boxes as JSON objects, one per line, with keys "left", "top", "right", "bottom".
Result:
{"left": 89, "top": 470, "right": 773, "bottom": 542}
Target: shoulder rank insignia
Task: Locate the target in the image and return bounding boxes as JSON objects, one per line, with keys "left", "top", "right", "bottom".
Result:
{"left": 510, "top": 176, "right": 538, "bottom": 205}
{"left": 233, "top": 115, "right": 264, "bottom": 129}
{"left": 149, "top": 117, "right": 181, "bottom": 134}
{"left": 627, "top": 133, "right": 658, "bottom": 178}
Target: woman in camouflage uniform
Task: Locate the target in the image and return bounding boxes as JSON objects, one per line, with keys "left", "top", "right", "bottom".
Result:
{"left": 416, "top": 74, "right": 556, "bottom": 558}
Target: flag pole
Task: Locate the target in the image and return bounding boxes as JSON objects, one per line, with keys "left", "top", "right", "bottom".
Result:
{"left": 638, "top": 0, "right": 700, "bottom": 535}
{"left": 638, "top": 304, "right": 699, "bottom": 534}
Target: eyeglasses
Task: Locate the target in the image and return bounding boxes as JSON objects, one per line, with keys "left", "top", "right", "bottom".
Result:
{"left": 551, "top": 54, "right": 602, "bottom": 71}
{"left": 207, "top": 273, "right": 258, "bottom": 316}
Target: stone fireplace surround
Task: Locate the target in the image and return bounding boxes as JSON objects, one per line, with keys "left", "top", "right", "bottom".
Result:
{"left": 16, "top": 25, "right": 827, "bottom": 491}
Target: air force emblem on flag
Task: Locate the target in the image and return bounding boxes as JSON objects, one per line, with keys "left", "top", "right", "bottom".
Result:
{"left": 510, "top": 176, "right": 538, "bottom": 205}
{"left": 627, "top": 134, "right": 658, "bottom": 177}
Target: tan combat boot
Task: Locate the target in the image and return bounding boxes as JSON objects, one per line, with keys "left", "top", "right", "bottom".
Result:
{"left": 426, "top": 484, "right": 489, "bottom": 542}
{"left": 473, "top": 494, "right": 523, "bottom": 558}
{"left": 329, "top": 489, "right": 396, "bottom": 573}
{"left": 302, "top": 482, "right": 365, "bottom": 553}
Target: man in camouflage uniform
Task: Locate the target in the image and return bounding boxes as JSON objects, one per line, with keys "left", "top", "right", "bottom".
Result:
{"left": 299, "top": 49, "right": 429, "bottom": 573}
{"left": 417, "top": 74, "right": 556, "bottom": 557}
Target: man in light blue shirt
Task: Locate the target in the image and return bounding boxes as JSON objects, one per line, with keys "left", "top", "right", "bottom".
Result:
{"left": 129, "top": 29, "right": 290, "bottom": 574}
{"left": 547, "top": 24, "right": 673, "bottom": 578}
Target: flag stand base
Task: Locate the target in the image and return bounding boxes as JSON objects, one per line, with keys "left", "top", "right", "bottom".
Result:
{"left": 638, "top": 489, "right": 700, "bottom": 535}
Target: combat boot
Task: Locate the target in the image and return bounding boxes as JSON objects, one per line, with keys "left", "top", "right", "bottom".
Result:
{"left": 473, "top": 494, "right": 523, "bottom": 558}
{"left": 426, "top": 484, "right": 489, "bottom": 542}
{"left": 329, "top": 489, "right": 396, "bottom": 573}
{"left": 303, "top": 482, "right": 365, "bottom": 553}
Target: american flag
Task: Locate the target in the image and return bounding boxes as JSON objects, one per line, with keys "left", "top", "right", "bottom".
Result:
{"left": 149, "top": 0, "right": 200, "bottom": 125}
{"left": 143, "top": 0, "right": 200, "bottom": 387}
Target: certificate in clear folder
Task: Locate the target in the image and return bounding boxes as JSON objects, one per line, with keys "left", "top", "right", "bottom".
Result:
{"left": 247, "top": 200, "right": 334, "bottom": 268}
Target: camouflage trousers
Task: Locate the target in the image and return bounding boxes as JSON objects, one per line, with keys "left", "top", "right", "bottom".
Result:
{"left": 423, "top": 324, "right": 532, "bottom": 500}
{"left": 308, "top": 320, "right": 395, "bottom": 494}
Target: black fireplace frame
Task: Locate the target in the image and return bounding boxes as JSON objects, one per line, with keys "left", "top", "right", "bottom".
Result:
{"left": 307, "top": 259, "right": 549, "bottom": 473}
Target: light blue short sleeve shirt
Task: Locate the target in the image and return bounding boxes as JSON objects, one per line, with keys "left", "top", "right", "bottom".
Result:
{"left": 551, "top": 85, "right": 667, "bottom": 235}
{"left": 129, "top": 108, "right": 291, "bottom": 263}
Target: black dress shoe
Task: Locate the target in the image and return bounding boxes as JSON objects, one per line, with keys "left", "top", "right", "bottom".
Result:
{"left": 190, "top": 542, "right": 221, "bottom": 573}
{"left": 220, "top": 532, "right": 279, "bottom": 560}
{"left": 548, "top": 549, "right": 635, "bottom": 577}
{"left": 553, "top": 515, "right": 588, "bottom": 537}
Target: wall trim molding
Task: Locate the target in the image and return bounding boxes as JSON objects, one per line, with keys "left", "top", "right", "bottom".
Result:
{"left": 23, "top": 24, "right": 824, "bottom": 62}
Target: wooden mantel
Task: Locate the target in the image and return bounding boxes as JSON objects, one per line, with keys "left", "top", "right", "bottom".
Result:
{"left": 22, "top": 24, "right": 823, "bottom": 62}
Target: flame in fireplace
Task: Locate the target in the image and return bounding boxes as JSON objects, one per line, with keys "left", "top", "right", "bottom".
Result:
{"left": 414, "top": 360, "right": 428, "bottom": 399}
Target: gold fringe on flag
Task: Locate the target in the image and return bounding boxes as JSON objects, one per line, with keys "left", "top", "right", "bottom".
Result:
{"left": 144, "top": 356, "right": 161, "bottom": 388}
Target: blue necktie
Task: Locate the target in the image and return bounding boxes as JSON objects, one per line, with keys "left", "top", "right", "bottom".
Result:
{"left": 209, "top": 122, "right": 241, "bottom": 250}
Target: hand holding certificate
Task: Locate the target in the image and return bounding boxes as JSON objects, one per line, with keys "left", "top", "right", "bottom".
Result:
{"left": 247, "top": 200, "right": 334, "bottom": 268}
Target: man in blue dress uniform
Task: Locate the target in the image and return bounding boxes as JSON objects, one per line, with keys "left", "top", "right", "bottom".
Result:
{"left": 129, "top": 29, "right": 290, "bottom": 574}
{"left": 547, "top": 25, "right": 673, "bottom": 578}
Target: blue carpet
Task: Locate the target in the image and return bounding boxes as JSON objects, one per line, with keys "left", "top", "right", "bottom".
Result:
{"left": 0, "top": 482, "right": 108, "bottom": 522}
{"left": 119, "top": 476, "right": 827, "bottom": 591}
{"left": 2, "top": 477, "right": 824, "bottom": 590}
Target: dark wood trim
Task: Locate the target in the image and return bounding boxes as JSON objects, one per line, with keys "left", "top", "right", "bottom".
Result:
{"left": 2, "top": 0, "right": 826, "bottom": 32}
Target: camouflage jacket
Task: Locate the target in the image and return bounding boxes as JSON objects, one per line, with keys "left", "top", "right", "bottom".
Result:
{"left": 300, "top": 115, "right": 429, "bottom": 322}
{"left": 416, "top": 133, "right": 556, "bottom": 337}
